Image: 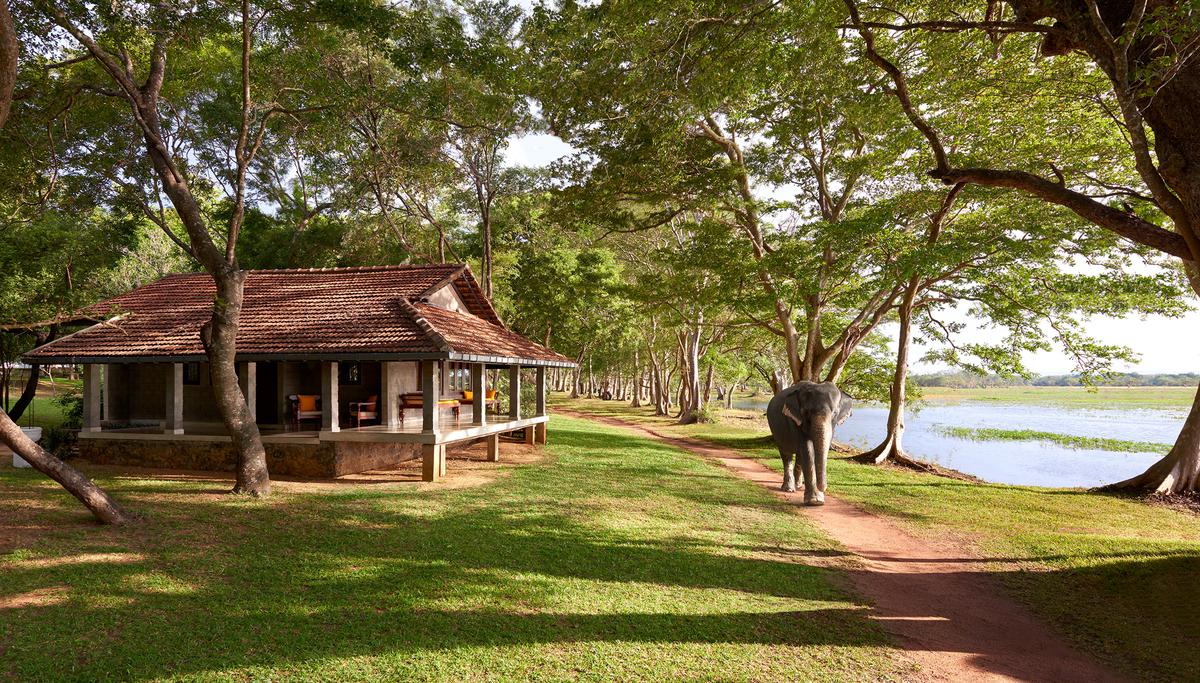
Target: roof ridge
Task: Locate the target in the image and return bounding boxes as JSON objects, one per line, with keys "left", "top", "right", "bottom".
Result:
{"left": 395, "top": 297, "right": 454, "bottom": 353}
{"left": 244, "top": 263, "right": 465, "bottom": 275}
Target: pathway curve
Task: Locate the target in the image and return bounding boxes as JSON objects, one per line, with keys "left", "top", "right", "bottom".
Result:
{"left": 560, "top": 409, "right": 1125, "bottom": 683}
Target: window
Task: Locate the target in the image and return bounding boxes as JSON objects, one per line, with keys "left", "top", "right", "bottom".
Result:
{"left": 339, "top": 362, "right": 361, "bottom": 385}
{"left": 183, "top": 362, "right": 201, "bottom": 386}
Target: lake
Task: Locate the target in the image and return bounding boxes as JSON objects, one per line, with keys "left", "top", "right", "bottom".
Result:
{"left": 732, "top": 395, "right": 1184, "bottom": 488}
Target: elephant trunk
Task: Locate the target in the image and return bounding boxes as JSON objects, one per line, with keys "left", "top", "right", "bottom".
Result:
{"left": 809, "top": 410, "right": 832, "bottom": 492}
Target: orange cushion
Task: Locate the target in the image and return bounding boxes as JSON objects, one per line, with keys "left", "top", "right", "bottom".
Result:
{"left": 298, "top": 395, "right": 318, "bottom": 412}
{"left": 462, "top": 390, "right": 474, "bottom": 401}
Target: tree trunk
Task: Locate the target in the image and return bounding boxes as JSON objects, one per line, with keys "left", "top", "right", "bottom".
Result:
{"left": 0, "top": 409, "right": 133, "bottom": 524}
{"left": 677, "top": 327, "right": 702, "bottom": 424}
{"left": 630, "top": 349, "right": 642, "bottom": 408}
{"left": 8, "top": 327, "right": 57, "bottom": 422}
{"left": 1102, "top": 380, "right": 1200, "bottom": 495}
{"left": 201, "top": 271, "right": 270, "bottom": 496}
{"left": 856, "top": 275, "right": 922, "bottom": 466}
{"left": 481, "top": 204, "right": 493, "bottom": 298}
{"left": 0, "top": 0, "right": 15, "bottom": 129}
{"left": 7, "top": 364, "right": 39, "bottom": 422}
{"left": 702, "top": 362, "right": 714, "bottom": 404}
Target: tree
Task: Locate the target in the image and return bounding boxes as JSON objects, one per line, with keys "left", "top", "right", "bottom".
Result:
{"left": 525, "top": 0, "right": 920, "bottom": 389}
{"left": 844, "top": 0, "right": 1200, "bottom": 494}
{"left": 26, "top": 0, "right": 381, "bottom": 496}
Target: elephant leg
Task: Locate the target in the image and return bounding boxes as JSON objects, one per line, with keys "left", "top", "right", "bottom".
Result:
{"left": 800, "top": 439, "right": 818, "bottom": 505}
{"left": 779, "top": 451, "right": 796, "bottom": 492}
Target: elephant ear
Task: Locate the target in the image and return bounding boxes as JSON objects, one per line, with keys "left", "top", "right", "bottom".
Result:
{"left": 781, "top": 390, "right": 806, "bottom": 427}
{"left": 834, "top": 390, "right": 853, "bottom": 425}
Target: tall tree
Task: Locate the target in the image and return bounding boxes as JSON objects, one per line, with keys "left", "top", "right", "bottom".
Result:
{"left": 26, "top": 0, "right": 380, "bottom": 496}
{"left": 844, "top": 0, "right": 1200, "bottom": 494}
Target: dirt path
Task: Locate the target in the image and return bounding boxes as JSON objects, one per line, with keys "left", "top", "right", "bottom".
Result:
{"left": 561, "top": 409, "right": 1125, "bottom": 683}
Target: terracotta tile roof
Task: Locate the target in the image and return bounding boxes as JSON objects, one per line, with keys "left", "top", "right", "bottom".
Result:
{"left": 25, "top": 264, "right": 574, "bottom": 366}
{"left": 412, "top": 303, "right": 571, "bottom": 364}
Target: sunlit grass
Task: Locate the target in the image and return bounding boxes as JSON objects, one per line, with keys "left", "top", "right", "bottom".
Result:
{"left": 0, "top": 415, "right": 905, "bottom": 682}
{"left": 559, "top": 396, "right": 1200, "bottom": 682}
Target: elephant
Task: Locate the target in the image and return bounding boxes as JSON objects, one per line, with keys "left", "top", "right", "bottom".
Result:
{"left": 766, "top": 381, "right": 853, "bottom": 505}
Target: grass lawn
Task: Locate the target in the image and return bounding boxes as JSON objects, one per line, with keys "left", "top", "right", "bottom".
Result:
{"left": 936, "top": 426, "right": 1172, "bottom": 453}
{"left": 558, "top": 397, "right": 1200, "bottom": 683}
{"left": 8, "top": 396, "right": 68, "bottom": 430}
{"left": 918, "top": 385, "right": 1197, "bottom": 409}
{"left": 0, "top": 416, "right": 906, "bottom": 682}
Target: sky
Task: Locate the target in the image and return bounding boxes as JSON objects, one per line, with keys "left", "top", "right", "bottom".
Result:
{"left": 502, "top": 134, "right": 1200, "bottom": 376}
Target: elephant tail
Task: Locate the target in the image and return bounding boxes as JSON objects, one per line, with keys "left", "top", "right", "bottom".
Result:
{"left": 809, "top": 410, "right": 833, "bottom": 490}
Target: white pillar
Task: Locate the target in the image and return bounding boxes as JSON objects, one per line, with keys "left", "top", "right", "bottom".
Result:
{"left": 164, "top": 363, "right": 183, "bottom": 435}
{"left": 471, "top": 363, "right": 486, "bottom": 426}
{"left": 238, "top": 362, "right": 256, "bottom": 420}
{"left": 82, "top": 364, "right": 102, "bottom": 432}
{"left": 321, "top": 361, "right": 339, "bottom": 432}
{"left": 421, "top": 360, "right": 440, "bottom": 433}
{"left": 508, "top": 365, "right": 521, "bottom": 421}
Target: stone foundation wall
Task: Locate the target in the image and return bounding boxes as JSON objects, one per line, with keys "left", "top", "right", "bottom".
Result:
{"left": 78, "top": 438, "right": 424, "bottom": 478}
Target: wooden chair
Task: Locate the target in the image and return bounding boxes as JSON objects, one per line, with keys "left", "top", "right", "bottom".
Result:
{"left": 288, "top": 394, "right": 321, "bottom": 430}
{"left": 349, "top": 395, "right": 379, "bottom": 428}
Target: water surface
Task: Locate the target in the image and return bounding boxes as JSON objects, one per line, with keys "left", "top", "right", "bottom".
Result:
{"left": 733, "top": 396, "right": 1182, "bottom": 488}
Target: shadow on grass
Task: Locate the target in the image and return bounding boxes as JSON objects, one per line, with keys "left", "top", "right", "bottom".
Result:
{"left": 4, "top": 415, "right": 1198, "bottom": 681}
{"left": 0, "top": 418, "right": 886, "bottom": 680}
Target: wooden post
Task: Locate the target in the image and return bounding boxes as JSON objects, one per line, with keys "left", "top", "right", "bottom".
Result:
{"left": 382, "top": 361, "right": 402, "bottom": 429}
{"left": 421, "top": 443, "right": 446, "bottom": 482}
{"left": 535, "top": 366, "right": 547, "bottom": 445}
{"left": 238, "top": 362, "right": 256, "bottom": 420}
{"left": 535, "top": 366, "right": 547, "bottom": 416}
{"left": 524, "top": 426, "right": 536, "bottom": 445}
{"left": 486, "top": 433, "right": 500, "bottom": 462}
{"left": 101, "top": 364, "right": 112, "bottom": 422}
{"left": 321, "top": 361, "right": 339, "bottom": 432}
{"left": 164, "top": 363, "right": 183, "bottom": 435}
{"left": 471, "top": 363, "right": 486, "bottom": 426}
{"left": 82, "top": 364, "right": 102, "bottom": 432}
{"left": 421, "top": 360, "right": 440, "bottom": 433}
{"left": 508, "top": 365, "right": 521, "bottom": 421}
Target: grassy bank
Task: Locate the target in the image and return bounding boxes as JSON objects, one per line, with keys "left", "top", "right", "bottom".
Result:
{"left": 558, "top": 397, "right": 1200, "bottom": 682}
{"left": 919, "top": 385, "right": 1196, "bottom": 409}
{"left": 939, "top": 426, "right": 1172, "bottom": 454}
{"left": 0, "top": 416, "right": 904, "bottom": 682}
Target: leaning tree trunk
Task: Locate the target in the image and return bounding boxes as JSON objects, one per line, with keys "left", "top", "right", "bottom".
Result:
{"left": 0, "top": 409, "right": 133, "bottom": 524}
{"left": 201, "top": 271, "right": 270, "bottom": 497}
{"left": 1102, "top": 380, "right": 1200, "bottom": 495}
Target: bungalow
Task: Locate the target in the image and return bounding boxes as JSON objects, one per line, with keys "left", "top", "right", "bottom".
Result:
{"left": 24, "top": 264, "right": 575, "bottom": 481}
